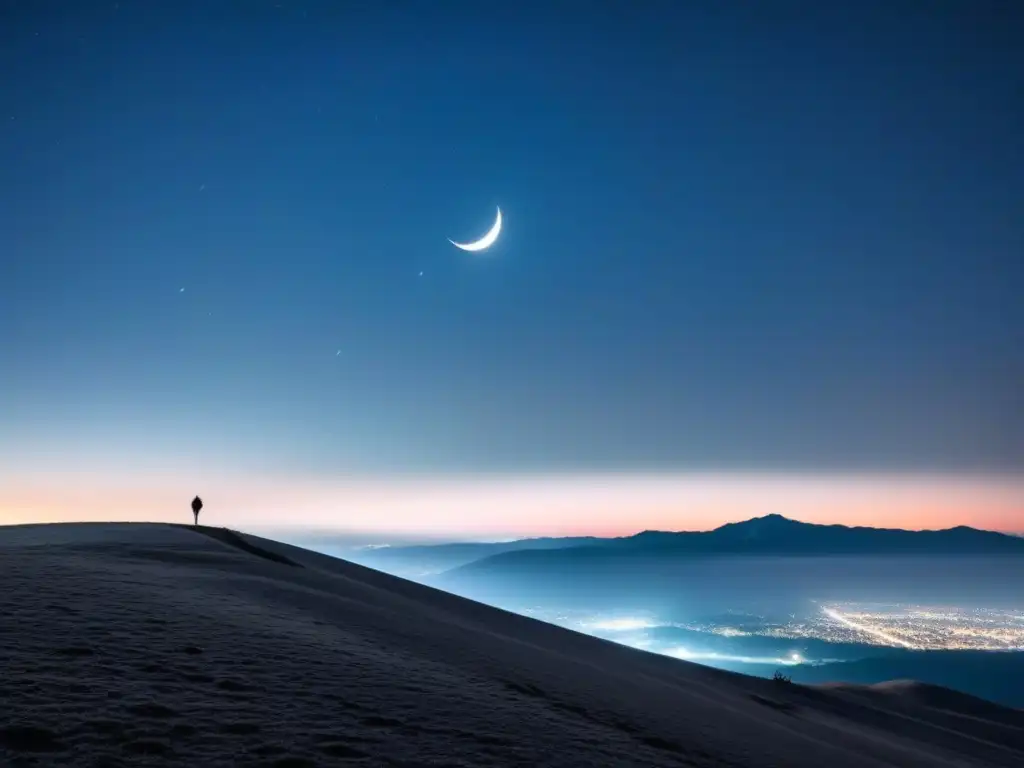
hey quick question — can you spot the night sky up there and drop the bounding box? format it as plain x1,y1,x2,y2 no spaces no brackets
2,2,1021,534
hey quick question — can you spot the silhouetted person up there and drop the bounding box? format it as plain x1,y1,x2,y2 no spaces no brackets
191,495,203,526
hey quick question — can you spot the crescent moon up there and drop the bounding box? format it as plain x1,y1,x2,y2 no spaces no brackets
449,207,502,252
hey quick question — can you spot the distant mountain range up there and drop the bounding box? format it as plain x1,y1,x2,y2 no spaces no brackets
342,536,603,577
344,514,1024,579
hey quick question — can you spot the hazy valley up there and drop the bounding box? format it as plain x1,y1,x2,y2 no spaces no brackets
303,515,1024,708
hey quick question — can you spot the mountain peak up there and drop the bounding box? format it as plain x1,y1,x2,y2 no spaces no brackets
716,513,805,530
752,513,798,523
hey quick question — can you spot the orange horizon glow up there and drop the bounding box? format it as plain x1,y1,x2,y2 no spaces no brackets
1,470,1022,539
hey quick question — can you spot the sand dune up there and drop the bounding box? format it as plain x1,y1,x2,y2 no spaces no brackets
1,523,1021,767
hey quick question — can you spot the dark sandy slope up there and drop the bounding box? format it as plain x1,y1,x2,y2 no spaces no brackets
1,522,1021,767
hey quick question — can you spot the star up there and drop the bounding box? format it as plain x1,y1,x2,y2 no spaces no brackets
418,271,424,277
179,287,185,293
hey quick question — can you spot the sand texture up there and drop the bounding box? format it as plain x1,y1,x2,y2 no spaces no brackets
1,522,1021,767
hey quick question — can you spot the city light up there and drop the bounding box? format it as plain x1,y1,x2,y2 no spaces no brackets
522,602,1024,661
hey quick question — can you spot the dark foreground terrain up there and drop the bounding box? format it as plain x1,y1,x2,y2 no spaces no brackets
1,522,1021,767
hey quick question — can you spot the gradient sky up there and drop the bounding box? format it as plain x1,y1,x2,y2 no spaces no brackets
2,2,1022,536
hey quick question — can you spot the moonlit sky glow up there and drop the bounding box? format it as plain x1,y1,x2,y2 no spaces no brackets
2,3,1021,538
2,471,1021,538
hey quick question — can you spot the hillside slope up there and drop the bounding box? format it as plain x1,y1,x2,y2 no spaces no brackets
1,522,1021,767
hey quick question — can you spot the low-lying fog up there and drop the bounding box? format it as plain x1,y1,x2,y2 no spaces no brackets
292,542,1024,706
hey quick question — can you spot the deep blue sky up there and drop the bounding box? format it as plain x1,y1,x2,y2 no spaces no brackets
2,1,1022,477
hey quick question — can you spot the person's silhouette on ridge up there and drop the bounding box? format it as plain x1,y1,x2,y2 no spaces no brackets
191,496,203,526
